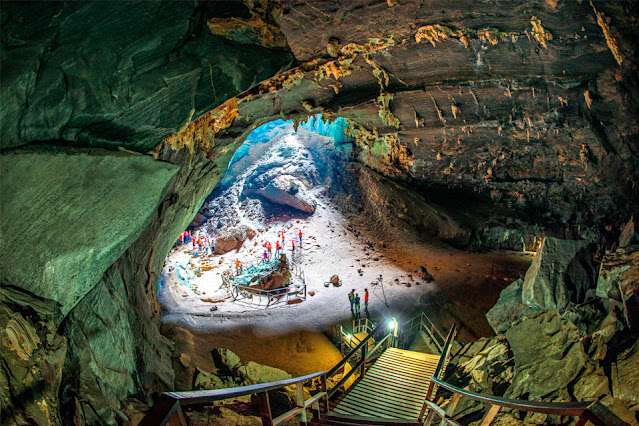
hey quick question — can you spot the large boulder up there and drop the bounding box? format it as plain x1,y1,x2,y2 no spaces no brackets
486,237,598,334
211,348,241,374
505,310,587,400
453,336,514,396
194,368,227,391
521,237,597,312
0,150,179,317
213,225,256,254
238,361,292,384
250,175,317,213
486,279,538,334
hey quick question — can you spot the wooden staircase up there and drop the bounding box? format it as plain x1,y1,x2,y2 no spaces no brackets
332,348,439,420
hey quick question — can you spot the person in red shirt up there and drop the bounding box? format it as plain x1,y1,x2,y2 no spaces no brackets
267,241,272,259
298,230,302,245
275,241,280,257
235,259,242,275
291,239,295,254
364,288,369,311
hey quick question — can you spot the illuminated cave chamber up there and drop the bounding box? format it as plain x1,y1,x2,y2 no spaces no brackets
159,116,353,314
196,116,351,246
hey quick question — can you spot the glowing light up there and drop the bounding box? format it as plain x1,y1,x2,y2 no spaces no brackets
388,317,398,330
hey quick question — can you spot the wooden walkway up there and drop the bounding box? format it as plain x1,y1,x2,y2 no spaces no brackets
332,348,440,420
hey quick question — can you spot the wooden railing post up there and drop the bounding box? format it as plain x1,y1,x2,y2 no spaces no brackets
320,374,329,414
480,404,501,425
167,405,187,426
446,393,462,418
256,392,273,426
296,382,307,423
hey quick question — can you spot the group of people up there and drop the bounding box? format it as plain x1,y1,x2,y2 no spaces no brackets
233,229,306,275
262,229,303,261
179,230,215,257
348,288,369,318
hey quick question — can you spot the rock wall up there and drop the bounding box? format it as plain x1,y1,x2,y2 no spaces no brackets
451,243,639,424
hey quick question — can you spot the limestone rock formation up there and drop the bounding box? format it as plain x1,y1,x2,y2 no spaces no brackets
194,368,226,391
239,361,292,385
611,338,639,403
521,237,598,311
0,149,179,317
251,175,317,213
241,137,321,214
596,246,639,330
213,225,257,254
485,279,537,335
505,310,587,400
211,348,242,374
0,292,66,425
487,237,598,333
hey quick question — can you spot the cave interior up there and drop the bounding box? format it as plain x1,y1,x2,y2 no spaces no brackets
1,1,638,425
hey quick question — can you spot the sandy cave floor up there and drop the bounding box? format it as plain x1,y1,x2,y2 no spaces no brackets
160,188,532,377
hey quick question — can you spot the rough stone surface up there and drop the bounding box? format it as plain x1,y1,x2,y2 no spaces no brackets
213,225,257,255
194,368,226,391
0,1,293,152
597,246,639,330
611,338,639,403
0,294,66,426
487,237,598,333
0,149,179,317
619,217,637,247
211,348,242,374
238,361,292,384
505,310,587,399
522,237,597,312
486,279,538,334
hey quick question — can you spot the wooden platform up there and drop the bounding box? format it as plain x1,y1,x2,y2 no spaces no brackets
332,348,440,420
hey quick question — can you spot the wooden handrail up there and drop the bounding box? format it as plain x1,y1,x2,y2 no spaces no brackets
140,371,326,426
327,322,382,377
164,371,326,405
430,378,628,426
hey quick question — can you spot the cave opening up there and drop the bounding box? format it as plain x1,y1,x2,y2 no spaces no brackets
157,115,534,384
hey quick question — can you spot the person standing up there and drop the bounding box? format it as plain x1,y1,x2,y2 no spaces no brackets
291,239,295,254
298,230,303,245
267,241,272,259
235,259,242,275
281,230,285,244
364,288,369,312
263,251,268,263
354,293,361,319
348,289,355,315
275,240,280,257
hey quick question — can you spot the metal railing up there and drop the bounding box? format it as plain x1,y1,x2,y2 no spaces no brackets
139,322,393,426
221,255,306,307
401,311,446,352
139,371,326,426
353,317,375,334
422,379,628,426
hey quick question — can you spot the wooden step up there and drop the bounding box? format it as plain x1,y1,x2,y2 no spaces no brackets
333,348,440,420
311,414,421,425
